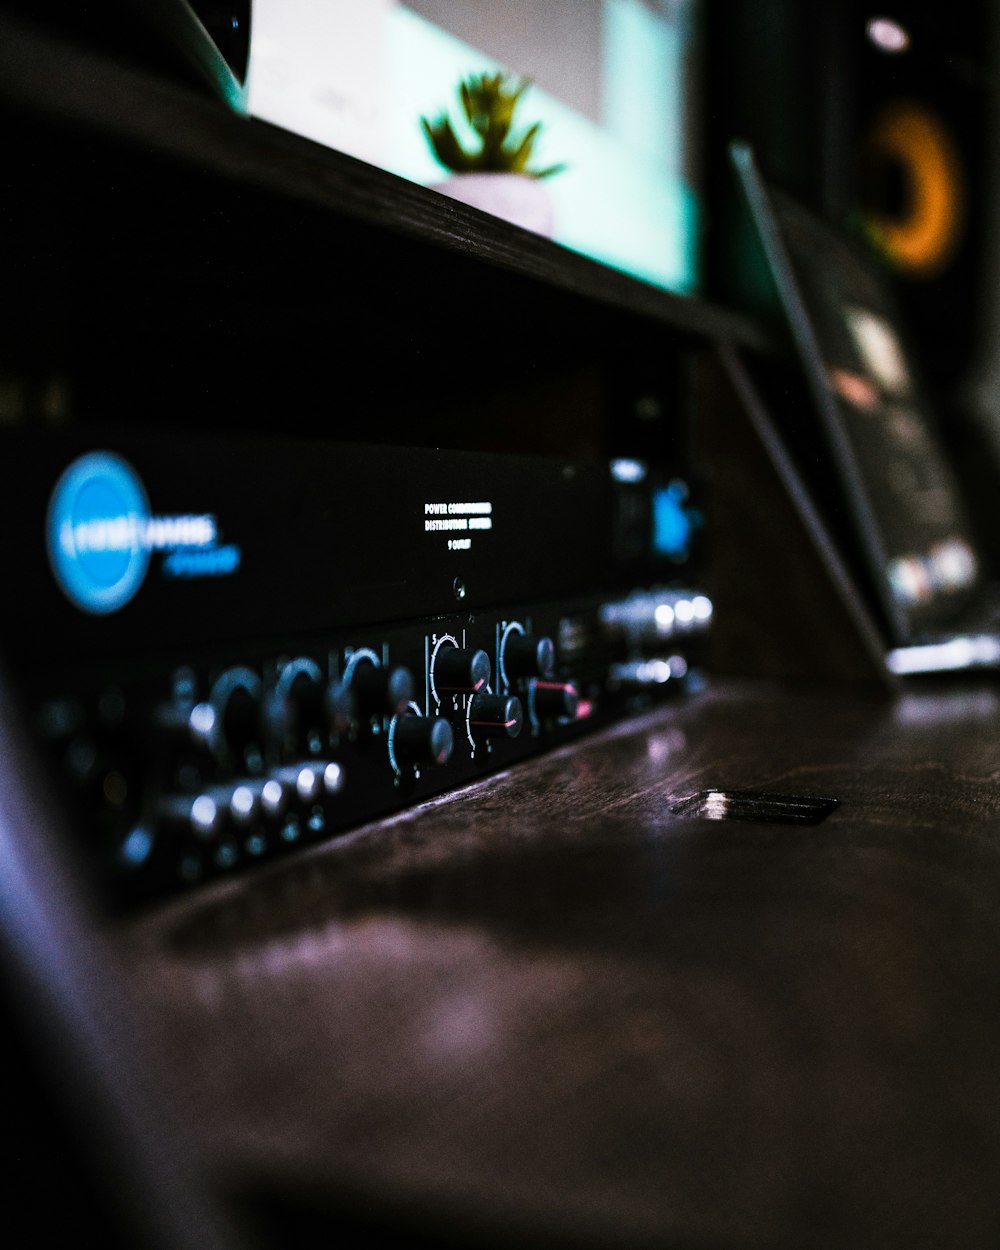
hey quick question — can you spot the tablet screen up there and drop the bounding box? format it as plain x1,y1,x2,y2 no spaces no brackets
732,144,980,642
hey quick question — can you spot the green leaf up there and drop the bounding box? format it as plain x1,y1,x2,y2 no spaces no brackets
420,70,565,178
506,121,541,172
533,163,567,180
421,116,478,173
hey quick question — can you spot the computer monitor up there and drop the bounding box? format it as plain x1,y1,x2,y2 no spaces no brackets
246,0,702,295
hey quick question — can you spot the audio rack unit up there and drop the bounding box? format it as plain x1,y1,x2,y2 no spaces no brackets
1,433,710,904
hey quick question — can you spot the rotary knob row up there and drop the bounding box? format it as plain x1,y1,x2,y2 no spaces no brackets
160,761,346,840
608,655,688,689
462,681,578,742
599,589,713,642
160,655,415,766
159,631,576,773
434,633,557,700
149,761,347,882
389,692,525,772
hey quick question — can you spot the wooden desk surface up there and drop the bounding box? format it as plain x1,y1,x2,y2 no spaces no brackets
121,679,1000,1248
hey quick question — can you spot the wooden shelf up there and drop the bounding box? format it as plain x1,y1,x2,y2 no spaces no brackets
0,9,771,354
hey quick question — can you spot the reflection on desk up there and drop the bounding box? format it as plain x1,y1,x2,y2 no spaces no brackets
119,679,1000,1249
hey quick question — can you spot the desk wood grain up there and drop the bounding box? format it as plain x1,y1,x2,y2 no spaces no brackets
120,680,1000,1248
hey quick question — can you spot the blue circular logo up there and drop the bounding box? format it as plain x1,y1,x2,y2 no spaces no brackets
47,452,151,614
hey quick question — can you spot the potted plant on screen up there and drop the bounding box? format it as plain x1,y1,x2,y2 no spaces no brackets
421,72,564,236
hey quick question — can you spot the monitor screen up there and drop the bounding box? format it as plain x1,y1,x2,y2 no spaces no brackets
247,0,701,294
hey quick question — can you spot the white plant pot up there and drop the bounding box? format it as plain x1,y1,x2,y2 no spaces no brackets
432,173,555,238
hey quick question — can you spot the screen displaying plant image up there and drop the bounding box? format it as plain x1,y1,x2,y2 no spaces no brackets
247,0,701,294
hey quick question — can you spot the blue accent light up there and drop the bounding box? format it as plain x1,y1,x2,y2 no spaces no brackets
162,544,241,580
47,452,151,615
653,482,693,558
48,452,236,610
214,842,238,870
120,826,153,868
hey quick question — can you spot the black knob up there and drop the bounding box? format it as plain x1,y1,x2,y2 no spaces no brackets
208,667,262,763
435,646,491,694
325,678,354,734
393,715,454,767
531,679,579,720
503,633,555,679
468,693,523,741
265,657,325,751
350,660,414,718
